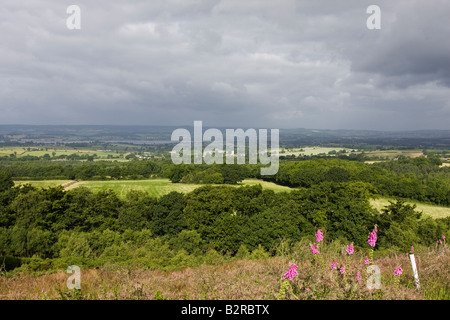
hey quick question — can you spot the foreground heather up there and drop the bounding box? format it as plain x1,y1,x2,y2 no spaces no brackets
0,248,448,300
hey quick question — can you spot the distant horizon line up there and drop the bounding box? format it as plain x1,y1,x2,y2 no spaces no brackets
0,123,449,133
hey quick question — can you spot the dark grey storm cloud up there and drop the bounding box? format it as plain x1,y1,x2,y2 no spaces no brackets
0,0,449,130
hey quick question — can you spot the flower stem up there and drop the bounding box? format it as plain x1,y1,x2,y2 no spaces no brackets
278,279,298,300
369,248,374,266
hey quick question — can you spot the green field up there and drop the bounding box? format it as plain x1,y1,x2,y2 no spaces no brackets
363,149,424,159
75,179,201,198
370,197,450,219
13,180,74,189
239,179,293,192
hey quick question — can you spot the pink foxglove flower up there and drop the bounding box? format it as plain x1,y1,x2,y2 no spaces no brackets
411,246,414,252
346,243,354,255
310,243,320,255
368,227,377,247
316,229,324,243
357,272,361,285
331,261,337,270
394,267,403,276
364,258,370,264
340,267,346,275
283,262,298,280
443,235,446,240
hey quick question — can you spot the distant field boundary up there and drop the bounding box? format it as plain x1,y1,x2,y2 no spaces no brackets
61,180,80,190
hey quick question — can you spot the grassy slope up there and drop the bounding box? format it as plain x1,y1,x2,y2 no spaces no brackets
370,197,450,219
13,180,74,189
75,179,201,198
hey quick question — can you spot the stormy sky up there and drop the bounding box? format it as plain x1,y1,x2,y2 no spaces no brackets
1,0,449,130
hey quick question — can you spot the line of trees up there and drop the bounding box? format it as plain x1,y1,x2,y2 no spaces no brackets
262,158,450,206
0,160,163,180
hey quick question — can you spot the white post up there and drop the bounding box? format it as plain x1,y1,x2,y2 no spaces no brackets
409,254,420,290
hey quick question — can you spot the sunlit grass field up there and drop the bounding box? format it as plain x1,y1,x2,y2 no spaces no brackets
74,179,201,198
363,149,424,159
13,180,73,189
370,197,450,219
239,179,293,192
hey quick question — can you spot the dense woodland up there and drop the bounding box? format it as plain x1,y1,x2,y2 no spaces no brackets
1,154,449,273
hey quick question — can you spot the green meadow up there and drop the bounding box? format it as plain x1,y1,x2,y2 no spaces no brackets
370,196,450,219
13,180,74,189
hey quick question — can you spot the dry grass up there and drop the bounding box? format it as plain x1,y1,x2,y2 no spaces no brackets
360,150,424,159
0,259,283,300
1,248,448,300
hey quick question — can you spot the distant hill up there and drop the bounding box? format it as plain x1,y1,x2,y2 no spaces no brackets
0,124,449,147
